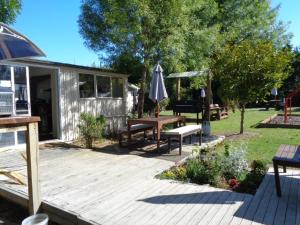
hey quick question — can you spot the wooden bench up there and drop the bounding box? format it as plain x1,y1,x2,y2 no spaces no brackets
118,124,155,147
161,125,202,155
272,144,300,197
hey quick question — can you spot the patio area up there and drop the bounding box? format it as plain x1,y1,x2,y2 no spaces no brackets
0,143,299,225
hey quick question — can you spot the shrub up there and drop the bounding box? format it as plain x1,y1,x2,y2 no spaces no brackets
219,144,249,180
78,113,106,148
186,149,221,185
235,160,267,194
159,165,187,181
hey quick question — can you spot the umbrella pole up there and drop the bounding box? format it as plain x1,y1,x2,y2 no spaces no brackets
155,101,160,118
176,78,181,101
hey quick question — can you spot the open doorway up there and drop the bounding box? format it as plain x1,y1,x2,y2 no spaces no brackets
29,67,59,141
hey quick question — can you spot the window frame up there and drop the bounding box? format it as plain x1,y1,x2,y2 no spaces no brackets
78,73,96,99
79,73,124,100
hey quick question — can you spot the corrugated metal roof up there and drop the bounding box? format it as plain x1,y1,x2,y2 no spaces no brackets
167,69,210,78
8,58,129,76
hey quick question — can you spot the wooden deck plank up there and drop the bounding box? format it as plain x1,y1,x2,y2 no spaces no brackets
273,171,293,225
1,147,300,225
218,193,247,225
196,190,233,225
109,182,196,225
262,171,287,225
295,170,300,225
250,172,276,225
239,173,272,225
135,184,209,225
83,179,174,224
284,170,299,225
207,191,245,225
183,189,225,225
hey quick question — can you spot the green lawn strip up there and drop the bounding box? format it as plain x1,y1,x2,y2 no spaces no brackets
161,108,300,164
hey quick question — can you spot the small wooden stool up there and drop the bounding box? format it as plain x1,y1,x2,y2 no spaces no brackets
272,144,300,197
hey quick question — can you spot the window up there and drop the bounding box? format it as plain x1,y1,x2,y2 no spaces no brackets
14,66,29,114
79,74,95,98
112,78,123,98
79,73,124,99
96,76,111,97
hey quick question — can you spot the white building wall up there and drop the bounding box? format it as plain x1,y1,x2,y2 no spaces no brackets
59,67,128,141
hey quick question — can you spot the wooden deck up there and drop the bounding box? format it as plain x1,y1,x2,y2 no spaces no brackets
0,145,300,225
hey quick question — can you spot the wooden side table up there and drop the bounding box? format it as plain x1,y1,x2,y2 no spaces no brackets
272,144,300,197
0,116,41,214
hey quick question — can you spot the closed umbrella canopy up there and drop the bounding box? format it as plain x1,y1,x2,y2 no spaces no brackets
0,23,45,60
149,64,168,103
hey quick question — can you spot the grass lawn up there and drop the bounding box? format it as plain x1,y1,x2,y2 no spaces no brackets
161,108,300,164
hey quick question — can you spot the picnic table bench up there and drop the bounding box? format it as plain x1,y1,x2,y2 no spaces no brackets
161,124,202,155
119,124,155,147
273,144,300,197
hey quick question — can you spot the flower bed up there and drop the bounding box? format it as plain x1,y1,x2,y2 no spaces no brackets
158,144,267,195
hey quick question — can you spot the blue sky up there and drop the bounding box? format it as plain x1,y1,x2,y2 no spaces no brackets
13,0,300,67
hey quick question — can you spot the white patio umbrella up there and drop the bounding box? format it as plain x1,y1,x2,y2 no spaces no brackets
149,63,168,117
271,88,278,96
0,22,45,60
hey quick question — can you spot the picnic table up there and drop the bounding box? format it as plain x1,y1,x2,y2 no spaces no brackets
273,144,300,197
127,116,185,151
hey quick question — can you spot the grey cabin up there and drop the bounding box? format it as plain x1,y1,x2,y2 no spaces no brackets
0,59,129,148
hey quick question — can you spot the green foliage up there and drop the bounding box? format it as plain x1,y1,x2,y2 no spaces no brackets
212,40,292,133
213,40,292,105
159,165,187,181
214,0,291,47
78,113,106,149
0,0,22,24
186,148,221,185
219,144,249,180
235,160,267,194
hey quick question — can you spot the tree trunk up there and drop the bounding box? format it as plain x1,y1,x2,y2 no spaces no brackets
240,104,245,134
137,65,147,118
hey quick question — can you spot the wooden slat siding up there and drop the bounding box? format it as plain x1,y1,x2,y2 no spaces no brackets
131,183,207,225
198,191,236,224
285,170,298,225
218,193,248,225
239,174,272,225
273,171,293,225
250,172,276,225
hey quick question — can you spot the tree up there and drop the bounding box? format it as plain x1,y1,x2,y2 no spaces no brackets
78,0,193,117
0,0,22,24
214,0,291,47
212,40,292,134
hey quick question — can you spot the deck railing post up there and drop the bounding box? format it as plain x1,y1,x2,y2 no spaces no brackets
26,121,41,214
